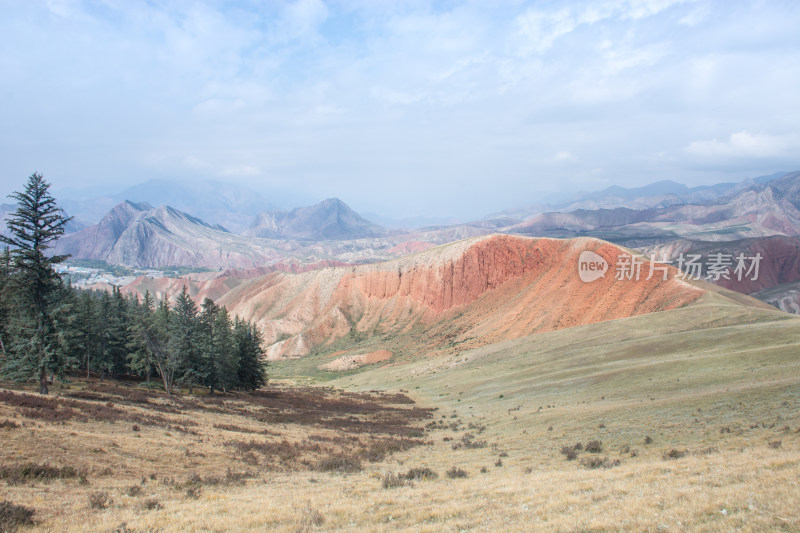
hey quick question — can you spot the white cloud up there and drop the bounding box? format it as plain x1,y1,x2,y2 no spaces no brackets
687,131,800,159
555,151,574,161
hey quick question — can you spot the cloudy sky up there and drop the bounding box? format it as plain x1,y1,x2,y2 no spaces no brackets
1,0,798,219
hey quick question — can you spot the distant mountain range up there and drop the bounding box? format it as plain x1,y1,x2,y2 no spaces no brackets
51,171,800,270
508,171,800,246
59,179,277,233
53,198,455,269
43,169,800,315
245,198,388,240
490,171,788,222
54,201,285,269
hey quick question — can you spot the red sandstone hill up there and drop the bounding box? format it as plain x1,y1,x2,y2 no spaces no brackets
218,234,716,361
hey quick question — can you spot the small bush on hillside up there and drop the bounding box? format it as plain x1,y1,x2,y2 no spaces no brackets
446,467,468,479
0,500,35,531
313,454,362,474
585,440,603,453
299,502,325,528
402,467,437,481
88,491,112,510
381,473,407,489
580,456,620,469
663,449,687,460
0,463,82,484
138,498,162,511
560,445,578,461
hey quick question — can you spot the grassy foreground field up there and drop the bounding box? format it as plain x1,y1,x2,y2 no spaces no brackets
2,294,800,531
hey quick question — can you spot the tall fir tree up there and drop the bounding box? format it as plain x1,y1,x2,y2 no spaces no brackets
126,291,155,383
213,307,238,393
149,297,179,394
198,298,219,394
0,173,72,394
75,289,99,378
169,287,200,393
0,247,11,357
235,318,267,391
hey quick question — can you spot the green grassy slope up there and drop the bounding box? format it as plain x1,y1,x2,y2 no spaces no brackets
328,294,800,456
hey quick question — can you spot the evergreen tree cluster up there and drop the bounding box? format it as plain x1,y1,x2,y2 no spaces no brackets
0,173,267,394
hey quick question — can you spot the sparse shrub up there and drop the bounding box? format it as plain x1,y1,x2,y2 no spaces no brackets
573,442,583,451
0,500,35,531
644,436,653,445
480,466,488,473
139,498,162,511
299,502,325,528
768,440,782,449
0,420,20,430
88,491,112,510
185,486,201,499
313,454,362,474
630,449,639,458
494,459,503,467
620,444,630,454
381,473,407,489
560,445,578,461
0,463,81,484
241,452,259,465
498,451,508,457
458,433,487,449
585,440,603,453
523,466,533,474
720,427,731,434
446,467,468,479
580,456,620,469
663,449,687,460
402,467,437,481
126,485,142,497
694,446,717,456
598,423,605,429
131,424,140,432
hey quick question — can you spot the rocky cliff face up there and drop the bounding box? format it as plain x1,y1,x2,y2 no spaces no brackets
219,235,707,360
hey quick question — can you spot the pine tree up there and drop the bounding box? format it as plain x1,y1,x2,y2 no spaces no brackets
127,291,155,383
50,279,82,378
198,298,219,394
0,247,11,357
235,319,267,391
213,307,238,393
107,286,129,375
0,173,72,394
149,297,179,394
75,289,99,378
170,286,200,393
95,290,114,378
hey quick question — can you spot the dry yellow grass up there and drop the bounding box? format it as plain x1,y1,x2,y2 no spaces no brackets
2,299,800,531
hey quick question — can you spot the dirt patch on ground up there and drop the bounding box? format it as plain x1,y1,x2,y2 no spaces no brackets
320,350,393,371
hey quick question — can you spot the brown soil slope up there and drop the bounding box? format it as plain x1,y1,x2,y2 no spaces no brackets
219,235,709,360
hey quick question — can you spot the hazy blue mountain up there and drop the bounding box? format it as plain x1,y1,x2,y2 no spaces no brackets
246,198,388,241
58,179,276,233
